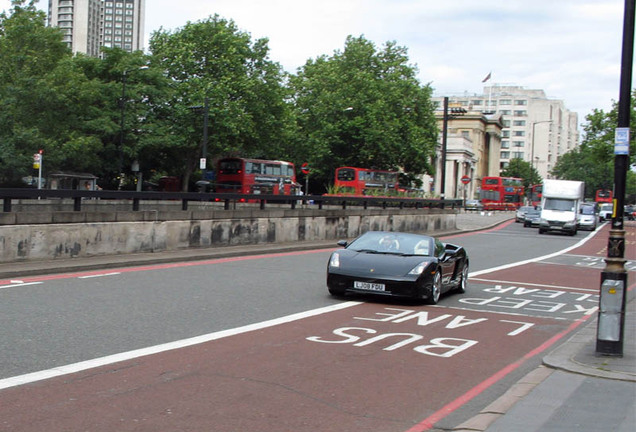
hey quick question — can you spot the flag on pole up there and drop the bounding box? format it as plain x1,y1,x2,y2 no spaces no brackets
482,72,492,83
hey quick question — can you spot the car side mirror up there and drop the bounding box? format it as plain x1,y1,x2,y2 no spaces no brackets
337,240,348,247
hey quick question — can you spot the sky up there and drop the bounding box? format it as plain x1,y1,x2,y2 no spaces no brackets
0,0,630,123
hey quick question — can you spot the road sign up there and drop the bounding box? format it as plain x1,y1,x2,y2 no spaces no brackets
301,162,310,175
461,175,471,184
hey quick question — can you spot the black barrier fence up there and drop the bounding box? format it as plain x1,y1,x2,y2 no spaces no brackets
0,188,462,213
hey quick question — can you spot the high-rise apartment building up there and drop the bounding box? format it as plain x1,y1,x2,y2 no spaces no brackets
433,86,579,181
48,0,145,57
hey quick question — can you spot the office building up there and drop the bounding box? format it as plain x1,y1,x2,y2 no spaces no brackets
48,0,145,57
433,86,579,182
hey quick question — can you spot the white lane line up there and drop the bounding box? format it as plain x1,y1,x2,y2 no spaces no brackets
0,301,362,391
77,272,121,279
0,227,607,390
0,282,43,290
469,227,604,278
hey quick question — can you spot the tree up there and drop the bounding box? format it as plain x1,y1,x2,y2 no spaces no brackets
0,1,136,189
500,157,542,194
288,36,438,192
552,92,636,201
0,0,72,185
148,15,293,190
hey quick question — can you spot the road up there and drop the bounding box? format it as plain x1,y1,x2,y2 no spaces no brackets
1,220,633,431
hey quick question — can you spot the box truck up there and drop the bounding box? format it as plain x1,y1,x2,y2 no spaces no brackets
539,179,585,235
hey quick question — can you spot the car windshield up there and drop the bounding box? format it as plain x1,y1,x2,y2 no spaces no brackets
544,198,575,211
580,206,596,215
347,232,433,256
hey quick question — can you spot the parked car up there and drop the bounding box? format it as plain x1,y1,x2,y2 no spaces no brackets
523,206,542,228
516,206,534,222
599,203,614,221
326,231,469,304
465,199,484,211
625,205,635,221
577,203,599,231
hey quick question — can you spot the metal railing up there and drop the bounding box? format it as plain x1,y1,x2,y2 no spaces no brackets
0,188,462,213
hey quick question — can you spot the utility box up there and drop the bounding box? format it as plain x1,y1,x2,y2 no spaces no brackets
597,279,624,342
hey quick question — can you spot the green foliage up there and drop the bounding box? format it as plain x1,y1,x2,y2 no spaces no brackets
289,36,438,191
0,0,72,184
148,15,293,189
0,2,631,200
500,158,542,193
551,92,636,201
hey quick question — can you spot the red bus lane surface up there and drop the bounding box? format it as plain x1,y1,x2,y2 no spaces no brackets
1,224,634,431
0,304,581,432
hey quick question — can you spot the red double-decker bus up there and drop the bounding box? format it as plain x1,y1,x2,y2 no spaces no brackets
529,184,543,207
216,157,299,195
595,189,613,203
480,176,525,210
333,166,399,196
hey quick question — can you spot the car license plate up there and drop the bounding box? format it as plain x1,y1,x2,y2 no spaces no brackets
354,281,385,291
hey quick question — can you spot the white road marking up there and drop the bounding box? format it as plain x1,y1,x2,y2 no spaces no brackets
469,228,604,278
77,272,121,279
0,301,362,391
0,282,43,290
0,226,607,391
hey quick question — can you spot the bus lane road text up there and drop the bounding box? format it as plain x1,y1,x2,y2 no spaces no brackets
457,283,599,318
306,305,560,359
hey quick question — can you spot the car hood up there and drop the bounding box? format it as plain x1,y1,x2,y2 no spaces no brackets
338,250,435,277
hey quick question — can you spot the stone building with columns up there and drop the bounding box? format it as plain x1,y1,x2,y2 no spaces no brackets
420,110,503,200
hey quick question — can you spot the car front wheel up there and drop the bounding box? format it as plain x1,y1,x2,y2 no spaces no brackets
427,271,442,305
456,263,468,294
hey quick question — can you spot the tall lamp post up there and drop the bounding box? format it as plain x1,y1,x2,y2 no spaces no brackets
118,66,148,189
530,120,552,178
596,0,633,356
189,97,210,187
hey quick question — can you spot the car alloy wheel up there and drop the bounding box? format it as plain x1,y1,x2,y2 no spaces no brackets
427,271,442,305
457,263,468,294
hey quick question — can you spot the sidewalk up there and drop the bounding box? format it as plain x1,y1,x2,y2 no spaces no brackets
455,283,636,432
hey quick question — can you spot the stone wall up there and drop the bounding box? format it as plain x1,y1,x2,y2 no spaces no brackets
0,208,456,263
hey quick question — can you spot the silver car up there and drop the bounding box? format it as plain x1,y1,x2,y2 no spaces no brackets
516,206,534,222
465,199,484,211
578,204,599,230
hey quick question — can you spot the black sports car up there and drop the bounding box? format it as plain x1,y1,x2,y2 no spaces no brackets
326,231,469,304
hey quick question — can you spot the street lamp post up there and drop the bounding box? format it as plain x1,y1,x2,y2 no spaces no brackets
189,97,210,187
118,66,148,190
530,120,552,178
118,71,129,189
596,0,633,356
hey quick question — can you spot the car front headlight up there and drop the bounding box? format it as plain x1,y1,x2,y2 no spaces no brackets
408,261,430,275
329,252,340,268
